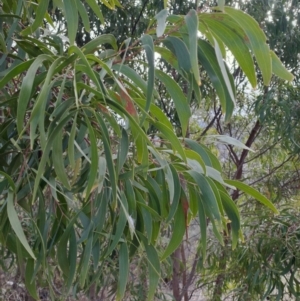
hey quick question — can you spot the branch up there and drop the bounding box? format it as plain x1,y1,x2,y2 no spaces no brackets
131,0,150,36
244,140,280,164
234,120,261,181
249,155,294,186
198,106,222,139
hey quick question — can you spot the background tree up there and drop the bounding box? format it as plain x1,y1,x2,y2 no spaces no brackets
0,0,293,300
180,1,300,300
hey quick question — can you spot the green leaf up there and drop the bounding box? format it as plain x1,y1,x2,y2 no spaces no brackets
76,0,91,32
63,0,78,45
25,259,39,300
155,9,168,37
95,112,117,204
201,15,256,87
68,228,78,290
188,171,221,221
185,149,206,174
106,197,127,256
53,130,70,189
69,46,103,92
185,9,201,85
0,171,16,192
21,0,50,36
167,165,181,222
7,191,36,259
85,0,105,24
213,37,235,120
79,234,93,287
164,36,192,73
30,57,65,148
270,50,294,82
33,113,75,200
0,59,35,89
220,191,240,249
156,70,191,137
68,115,78,169
141,35,155,124
224,7,272,86
148,147,175,208
83,114,98,200
117,242,129,301
198,39,234,120
206,135,254,152
82,34,117,53
226,180,279,214
154,121,186,162
17,55,52,135
117,128,129,175
197,193,207,259
57,221,78,290
140,235,161,301
161,203,185,261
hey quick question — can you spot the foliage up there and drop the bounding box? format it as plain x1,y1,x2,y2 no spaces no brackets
0,0,292,300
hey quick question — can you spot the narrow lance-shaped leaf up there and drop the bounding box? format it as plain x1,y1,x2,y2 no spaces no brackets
116,242,129,301
0,59,35,89
219,191,240,249
197,192,207,259
25,259,39,300
156,70,191,137
17,55,52,135
53,130,71,189
185,9,201,85
226,180,279,214
117,128,129,175
224,7,272,86
112,64,159,98
213,37,235,120
188,171,221,222
21,0,50,35
201,15,257,87
161,202,185,261
85,0,105,24
63,0,78,45
82,34,117,53
148,147,175,207
270,50,294,82
83,114,99,201
154,121,186,162
106,194,128,256
79,234,93,287
164,36,192,73
155,9,168,37
67,228,77,290
140,235,161,301
76,0,91,32
68,114,78,169
167,165,181,222
30,57,65,149
206,135,254,152
32,114,75,200
141,34,155,124
0,171,16,192
7,191,36,259
95,112,117,204
198,39,234,120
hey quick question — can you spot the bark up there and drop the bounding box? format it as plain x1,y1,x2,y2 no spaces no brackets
212,119,261,300
172,247,181,301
